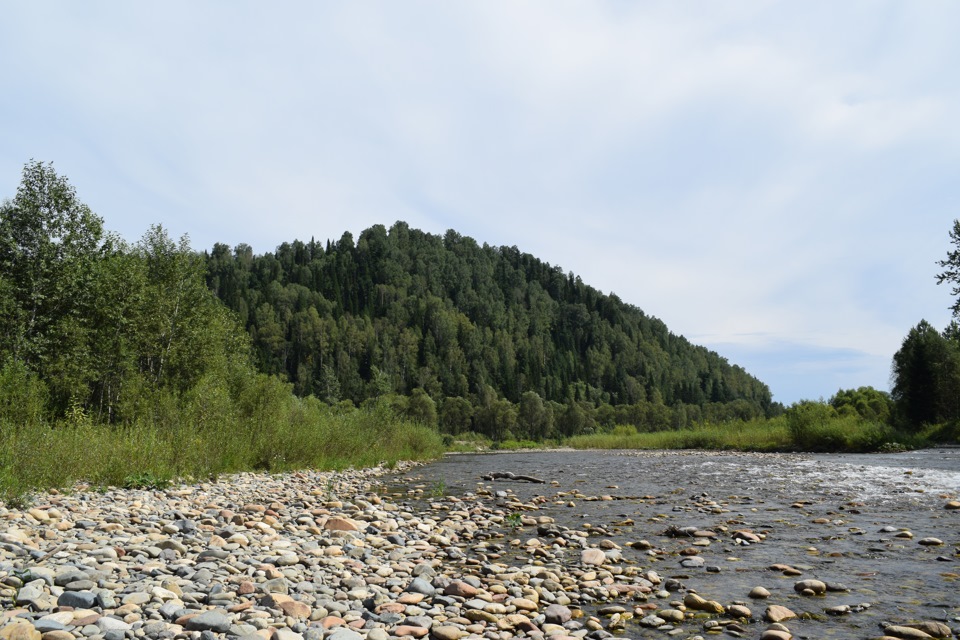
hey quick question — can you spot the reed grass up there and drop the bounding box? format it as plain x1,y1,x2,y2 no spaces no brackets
565,417,922,453
0,372,443,505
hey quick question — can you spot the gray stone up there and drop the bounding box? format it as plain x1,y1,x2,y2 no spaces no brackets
16,579,47,606
544,604,572,624
327,630,363,640
184,611,232,633
95,618,131,633
406,577,436,597
32,620,68,633
58,591,98,609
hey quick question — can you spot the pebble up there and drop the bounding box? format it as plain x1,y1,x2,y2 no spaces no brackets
749,586,771,599
764,605,797,623
793,579,826,595
0,456,955,640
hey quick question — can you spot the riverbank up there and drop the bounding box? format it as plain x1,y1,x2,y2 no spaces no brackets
2,453,958,640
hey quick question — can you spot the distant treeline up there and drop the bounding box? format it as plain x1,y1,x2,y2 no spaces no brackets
204,221,776,438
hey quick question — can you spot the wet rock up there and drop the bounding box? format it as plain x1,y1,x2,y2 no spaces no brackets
883,626,935,639
683,593,724,614
793,579,826,595
639,614,665,627
57,591,97,609
764,605,797,623
727,604,751,619
749,587,771,599
825,605,850,616
904,622,952,638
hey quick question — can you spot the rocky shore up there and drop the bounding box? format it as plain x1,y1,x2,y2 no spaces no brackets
1,461,956,640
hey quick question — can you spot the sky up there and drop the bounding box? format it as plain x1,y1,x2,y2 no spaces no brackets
2,2,958,405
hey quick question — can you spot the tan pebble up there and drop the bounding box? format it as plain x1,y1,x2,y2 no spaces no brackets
443,581,477,598
278,601,311,619
918,538,944,546
0,622,41,640
323,516,359,532
904,621,952,638
727,605,751,618
320,616,346,629
793,580,826,595
398,593,424,605
749,586,771,599
430,626,466,640
511,598,537,612
764,605,797,623
883,625,935,639
580,549,606,566
41,632,75,640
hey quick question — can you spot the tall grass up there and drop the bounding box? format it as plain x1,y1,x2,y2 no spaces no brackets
566,420,791,451
566,416,924,453
0,371,443,505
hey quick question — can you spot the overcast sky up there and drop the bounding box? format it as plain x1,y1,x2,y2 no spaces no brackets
3,2,958,404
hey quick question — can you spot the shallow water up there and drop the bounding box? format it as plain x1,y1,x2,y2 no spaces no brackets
387,449,960,639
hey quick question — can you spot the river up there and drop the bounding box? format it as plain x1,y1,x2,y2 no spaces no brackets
385,448,960,638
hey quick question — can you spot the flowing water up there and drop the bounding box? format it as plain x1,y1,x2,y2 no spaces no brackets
386,448,960,638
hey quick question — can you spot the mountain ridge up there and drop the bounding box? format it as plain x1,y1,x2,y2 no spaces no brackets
205,221,774,434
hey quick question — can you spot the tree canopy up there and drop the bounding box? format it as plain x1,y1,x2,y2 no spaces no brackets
0,161,250,420
204,221,774,433
936,219,960,320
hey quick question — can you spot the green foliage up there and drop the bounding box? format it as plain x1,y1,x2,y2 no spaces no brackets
405,388,438,428
829,386,892,423
0,160,106,408
439,396,473,434
568,411,919,453
0,162,445,505
936,218,960,320
786,400,916,452
0,376,443,504
204,222,773,430
567,418,790,451
785,400,838,445
890,320,960,428
0,360,48,429
122,472,172,490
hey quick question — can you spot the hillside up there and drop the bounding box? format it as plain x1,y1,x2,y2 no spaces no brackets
205,222,773,435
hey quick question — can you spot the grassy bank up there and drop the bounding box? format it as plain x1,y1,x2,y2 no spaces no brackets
563,415,933,453
0,372,443,505
566,420,790,451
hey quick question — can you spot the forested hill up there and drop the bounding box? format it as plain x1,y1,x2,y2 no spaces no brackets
205,222,773,428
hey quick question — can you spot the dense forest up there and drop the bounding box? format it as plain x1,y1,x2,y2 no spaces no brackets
204,222,775,437
1,159,956,469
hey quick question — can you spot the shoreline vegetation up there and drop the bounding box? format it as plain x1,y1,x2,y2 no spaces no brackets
3,404,956,505
0,160,958,505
